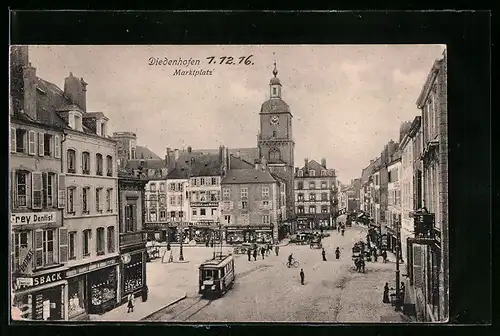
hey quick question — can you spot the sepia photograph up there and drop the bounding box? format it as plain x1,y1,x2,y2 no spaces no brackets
9,44,448,324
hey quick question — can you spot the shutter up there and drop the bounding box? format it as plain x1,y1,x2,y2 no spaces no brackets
31,172,43,209
10,127,16,153
57,174,66,209
34,230,44,268
59,228,68,263
38,132,44,156
54,135,61,159
131,205,137,231
412,244,424,288
28,130,36,155
11,171,17,208
42,172,48,208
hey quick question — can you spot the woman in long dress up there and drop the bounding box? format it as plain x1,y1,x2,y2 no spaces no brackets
383,283,390,303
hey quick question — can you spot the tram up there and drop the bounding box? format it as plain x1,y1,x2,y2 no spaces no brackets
198,254,235,298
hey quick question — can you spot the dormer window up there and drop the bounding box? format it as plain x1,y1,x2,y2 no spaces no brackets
74,114,82,131
321,170,327,176
100,122,106,137
309,170,315,177
298,170,303,177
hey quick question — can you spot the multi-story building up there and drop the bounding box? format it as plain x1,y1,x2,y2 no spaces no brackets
117,171,148,305
143,178,169,241
10,46,68,321
400,116,422,269
59,74,120,319
407,51,448,322
257,64,295,220
221,159,285,244
166,177,191,242
386,151,402,256
294,158,337,231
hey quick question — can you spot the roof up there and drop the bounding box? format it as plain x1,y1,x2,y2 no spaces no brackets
297,159,334,176
229,155,255,169
33,77,72,129
192,147,259,165
136,145,161,160
222,168,278,184
260,98,291,114
360,157,382,185
126,159,166,170
416,58,444,107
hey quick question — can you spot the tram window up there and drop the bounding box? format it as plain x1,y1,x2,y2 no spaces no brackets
221,268,225,277
203,270,216,280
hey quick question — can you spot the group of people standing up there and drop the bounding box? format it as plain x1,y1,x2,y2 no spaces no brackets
247,243,279,261
321,247,341,261
383,281,406,307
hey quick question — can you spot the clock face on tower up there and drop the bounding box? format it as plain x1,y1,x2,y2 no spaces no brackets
270,115,279,126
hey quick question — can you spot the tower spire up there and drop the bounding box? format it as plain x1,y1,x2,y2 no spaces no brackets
273,61,278,78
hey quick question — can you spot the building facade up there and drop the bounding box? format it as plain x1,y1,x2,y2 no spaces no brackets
10,46,68,321
294,159,337,230
221,161,283,244
386,152,402,256
143,178,169,241
257,64,295,220
407,51,448,322
117,173,148,305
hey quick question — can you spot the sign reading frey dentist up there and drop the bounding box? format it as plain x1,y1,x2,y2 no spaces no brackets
11,212,56,226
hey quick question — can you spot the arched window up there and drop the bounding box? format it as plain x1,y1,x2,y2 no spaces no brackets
106,155,113,176
268,148,281,162
82,152,90,174
67,149,76,173
96,153,103,176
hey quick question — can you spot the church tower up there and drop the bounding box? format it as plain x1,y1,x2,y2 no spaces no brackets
257,63,295,219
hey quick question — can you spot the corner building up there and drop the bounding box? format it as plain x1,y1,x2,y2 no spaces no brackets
257,64,295,221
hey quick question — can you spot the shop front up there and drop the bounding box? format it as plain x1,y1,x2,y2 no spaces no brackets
296,217,310,231
12,269,67,321
120,250,146,301
66,257,119,318
225,227,244,244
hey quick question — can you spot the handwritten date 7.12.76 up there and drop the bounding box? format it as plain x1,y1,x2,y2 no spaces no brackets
206,55,254,65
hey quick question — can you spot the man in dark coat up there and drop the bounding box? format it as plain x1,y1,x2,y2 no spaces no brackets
261,246,265,259
275,245,280,256
247,248,251,261
253,248,257,261
299,269,305,285
322,248,327,261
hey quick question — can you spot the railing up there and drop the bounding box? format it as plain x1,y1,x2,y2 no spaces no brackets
119,231,147,247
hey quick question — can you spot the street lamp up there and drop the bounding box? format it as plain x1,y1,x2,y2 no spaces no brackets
395,217,401,311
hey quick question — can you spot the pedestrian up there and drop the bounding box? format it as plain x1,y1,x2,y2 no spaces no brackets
253,248,257,261
127,293,135,313
322,248,327,261
383,283,390,303
335,247,341,260
373,248,378,262
275,245,280,256
400,282,406,306
247,248,251,261
337,224,341,233
266,244,271,256
299,269,305,285
341,228,345,236
261,246,265,259
382,250,388,263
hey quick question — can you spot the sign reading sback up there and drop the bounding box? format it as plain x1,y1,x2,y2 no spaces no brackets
11,212,56,225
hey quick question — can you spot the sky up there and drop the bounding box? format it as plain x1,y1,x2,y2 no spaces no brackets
28,44,445,182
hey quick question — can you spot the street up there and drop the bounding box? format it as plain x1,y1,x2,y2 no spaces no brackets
144,224,400,322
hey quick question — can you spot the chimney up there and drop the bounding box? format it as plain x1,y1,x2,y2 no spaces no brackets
321,158,327,168
10,46,30,115
22,62,37,120
187,146,192,153
370,159,374,164
64,72,86,112
304,158,308,171
174,149,179,161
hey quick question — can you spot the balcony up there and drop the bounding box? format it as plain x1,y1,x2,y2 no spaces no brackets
119,231,147,248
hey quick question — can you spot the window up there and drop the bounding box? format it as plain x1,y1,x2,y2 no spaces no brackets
272,130,277,137
14,171,28,207
200,209,206,216
269,148,281,161
95,188,102,212
178,195,183,204
309,181,316,189
12,232,29,272
179,211,184,218
241,187,248,199
106,155,113,176
211,208,217,216
82,187,90,214
262,200,270,207
69,232,77,260
96,154,103,175
96,228,105,255
41,172,56,208
83,230,91,257
150,183,156,192
82,152,90,174
125,203,137,232
309,193,316,201
224,215,231,224
177,183,183,191
159,195,166,207
200,178,206,185
262,215,270,225
242,201,248,209
211,177,217,185
28,130,36,155
43,134,53,156
170,183,176,191
149,209,157,222
106,188,112,211
297,181,304,190
74,114,82,131
67,149,76,173
309,170,315,177
298,170,303,177
14,129,27,153
34,229,56,268
321,206,328,213
321,181,327,189
298,194,304,201
170,196,176,206
159,183,165,192
192,178,198,186
309,206,316,214
192,209,197,216
321,192,328,201
67,187,76,214
223,188,231,200
160,210,166,220
262,187,269,199
273,87,277,95
107,226,115,253
321,170,327,176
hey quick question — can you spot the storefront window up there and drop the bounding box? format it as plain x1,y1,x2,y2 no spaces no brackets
124,254,143,294
68,278,86,318
89,268,117,314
